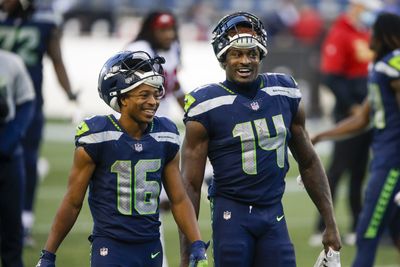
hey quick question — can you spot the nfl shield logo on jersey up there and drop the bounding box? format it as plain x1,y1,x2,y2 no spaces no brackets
223,211,231,220
250,101,260,111
133,143,143,152
100,247,108,256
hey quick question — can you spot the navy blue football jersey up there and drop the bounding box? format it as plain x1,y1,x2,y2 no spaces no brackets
0,11,58,106
184,73,301,205
368,49,400,168
75,115,180,242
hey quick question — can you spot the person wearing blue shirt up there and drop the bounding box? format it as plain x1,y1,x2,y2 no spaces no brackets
0,0,77,245
0,49,35,267
36,51,208,267
312,12,400,267
179,12,341,267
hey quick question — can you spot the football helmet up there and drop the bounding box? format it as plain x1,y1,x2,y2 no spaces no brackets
98,50,165,112
211,12,268,61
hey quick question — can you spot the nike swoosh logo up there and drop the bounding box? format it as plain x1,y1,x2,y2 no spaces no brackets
151,251,161,259
276,215,285,222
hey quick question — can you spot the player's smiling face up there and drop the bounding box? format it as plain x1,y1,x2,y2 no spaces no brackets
224,47,261,84
121,84,161,124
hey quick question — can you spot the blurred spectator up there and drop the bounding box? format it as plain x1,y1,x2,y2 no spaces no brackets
0,49,35,267
291,4,324,45
0,0,77,246
126,10,185,115
309,0,382,246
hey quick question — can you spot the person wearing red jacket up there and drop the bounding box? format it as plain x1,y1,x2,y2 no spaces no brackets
310,0,382,246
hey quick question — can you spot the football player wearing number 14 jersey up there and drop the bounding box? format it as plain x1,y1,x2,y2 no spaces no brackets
179,12,341,267
36,51,208,267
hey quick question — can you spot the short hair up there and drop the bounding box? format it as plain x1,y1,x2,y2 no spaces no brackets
134,10,179,51
372,12,400,61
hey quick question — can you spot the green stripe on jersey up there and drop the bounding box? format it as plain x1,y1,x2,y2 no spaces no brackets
364,168,400,238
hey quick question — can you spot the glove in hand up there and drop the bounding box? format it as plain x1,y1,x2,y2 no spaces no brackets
313,247,341,267
36,249,56,267
189,240,209,267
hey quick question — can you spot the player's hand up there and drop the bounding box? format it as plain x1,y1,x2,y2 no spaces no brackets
36,249,56,267
67,90,79,102
322,226,342,252
189,240,209,267
313,247,341,267
310,134,321,145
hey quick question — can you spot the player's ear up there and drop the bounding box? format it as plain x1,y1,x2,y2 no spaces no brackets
119,95,128,108
220,61,227,69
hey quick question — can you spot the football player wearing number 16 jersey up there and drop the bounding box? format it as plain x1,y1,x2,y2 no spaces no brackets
36,51,208,267
179,12,341,267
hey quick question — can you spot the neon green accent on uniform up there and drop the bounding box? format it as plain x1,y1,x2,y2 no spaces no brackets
75,121,89,136
364,169,399,238
184,94,196,112
217,83,235,94
195,260,209,267
149,120,154,132
260,76,264,88
388,55,400,71
107,115,121,131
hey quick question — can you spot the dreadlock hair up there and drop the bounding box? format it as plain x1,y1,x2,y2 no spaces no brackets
133,10,179,51
372,12,400,62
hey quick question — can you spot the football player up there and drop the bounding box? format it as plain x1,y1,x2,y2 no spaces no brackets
0,49,35,267
179,12,341,266
36,51,208,267
0,0,77,246
312,12,400,267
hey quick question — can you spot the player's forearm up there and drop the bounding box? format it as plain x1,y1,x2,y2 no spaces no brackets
53,63,73,96
315,114,368,143
301,155,336,226
178,199,200,267
171,197,202,243
44,198,82,253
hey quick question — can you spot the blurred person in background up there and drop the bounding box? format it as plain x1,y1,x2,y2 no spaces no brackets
0,0,77,246
309,0,382,246
36,50,208,267
0,49,35,267
311,12,400,267
179,11,341,266
126,10,185,115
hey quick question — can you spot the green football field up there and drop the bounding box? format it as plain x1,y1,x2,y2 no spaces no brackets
23,123,400,267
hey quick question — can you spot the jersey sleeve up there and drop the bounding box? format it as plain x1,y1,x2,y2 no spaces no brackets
74,116,107,163
183,85,214,131
387,53,400,81
267,73,302,116
154,117,180,164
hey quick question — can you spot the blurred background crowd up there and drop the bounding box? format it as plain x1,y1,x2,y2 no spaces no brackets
34,0,400,120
